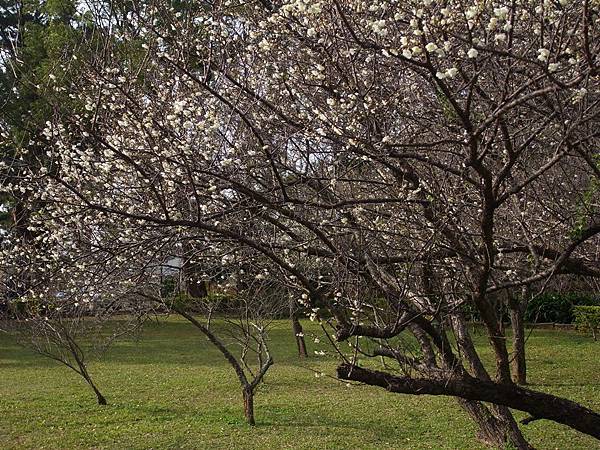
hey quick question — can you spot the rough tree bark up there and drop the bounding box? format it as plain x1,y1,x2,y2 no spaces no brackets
243,387,255,426
449,315,530,448
509,291,528,385
337,364,600,441
458,399,532,449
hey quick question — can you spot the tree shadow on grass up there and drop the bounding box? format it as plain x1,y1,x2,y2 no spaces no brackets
0,318,303,369
118,401,403,437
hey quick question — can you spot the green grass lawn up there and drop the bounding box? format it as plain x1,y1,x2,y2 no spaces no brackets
1,317,599,449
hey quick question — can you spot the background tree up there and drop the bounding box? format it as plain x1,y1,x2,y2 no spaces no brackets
0,291,135,406
159,267,283,426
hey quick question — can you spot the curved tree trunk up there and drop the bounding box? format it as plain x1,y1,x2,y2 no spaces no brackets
171,305,273,426
79,364,107,405
337,363,600,441
64,332,108,406
451,314,490,379
490,405,533,450
450,315,530,448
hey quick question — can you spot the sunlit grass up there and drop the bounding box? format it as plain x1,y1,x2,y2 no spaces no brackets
1,317,598,449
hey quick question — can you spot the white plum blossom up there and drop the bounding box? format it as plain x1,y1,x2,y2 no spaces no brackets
537,48,550,62
6,1,600,445
425,42,438,52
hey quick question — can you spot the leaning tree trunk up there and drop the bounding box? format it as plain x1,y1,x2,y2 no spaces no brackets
170,305,273,426
450,315,531,448
64,332,108,406
491,404,533,449
88,378,108,405
337,363,600,441
77,359,108,405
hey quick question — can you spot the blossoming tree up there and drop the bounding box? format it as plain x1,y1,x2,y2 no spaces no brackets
5,0,600,448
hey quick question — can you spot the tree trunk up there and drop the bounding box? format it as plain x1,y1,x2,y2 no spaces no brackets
458,399,533,449
407,323,436,367
92,384,108,405
243,387,255,426
337,363,600,441
206,308,213,331
172,307,268,426
291,315,307,358
82,372,107,405
451,314,490,379
509,302,527,385
491,405,533,449
476,299,513,383
64,333,107,406
182,259,208,298
290,299,307,358
451,315,531,448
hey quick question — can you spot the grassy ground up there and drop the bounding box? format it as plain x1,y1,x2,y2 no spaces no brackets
1,317,599,450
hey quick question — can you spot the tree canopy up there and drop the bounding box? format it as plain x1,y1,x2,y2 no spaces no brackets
2,1,599,448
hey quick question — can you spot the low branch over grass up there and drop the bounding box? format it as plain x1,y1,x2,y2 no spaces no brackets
337,363,600,440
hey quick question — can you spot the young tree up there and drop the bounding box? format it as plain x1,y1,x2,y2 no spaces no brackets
7,1,600,448
0,259,146,405
152,247,283,425
158,282,278,426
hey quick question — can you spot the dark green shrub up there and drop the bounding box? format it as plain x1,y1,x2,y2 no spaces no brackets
573,306,600,340
203,292,235,312
169,292,200,311
168,292,235,313
525,294,573,323
460,301,481,321
161,275,178,298
525,293,600,324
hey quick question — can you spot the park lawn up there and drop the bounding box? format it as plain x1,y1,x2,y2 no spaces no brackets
1,318,599,450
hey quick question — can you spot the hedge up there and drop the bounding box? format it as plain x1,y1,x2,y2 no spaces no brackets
524,293,600,324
